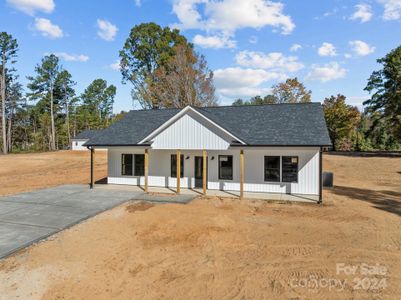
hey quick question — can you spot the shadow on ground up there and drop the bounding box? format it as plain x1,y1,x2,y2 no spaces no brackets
95,177,108,184
331,185,401,217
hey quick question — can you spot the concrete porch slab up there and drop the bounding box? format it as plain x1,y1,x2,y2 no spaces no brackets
104,184,319,203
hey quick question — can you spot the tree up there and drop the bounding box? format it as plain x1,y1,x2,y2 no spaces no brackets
0,32,18,154
5,80,24,152
55,70,76,145
80,79,116,128
272,78,311,103
232,95,277,106
119,22,189,109
147,45,217,108
364,45,401,140
323,94,360,151
27,54,61,151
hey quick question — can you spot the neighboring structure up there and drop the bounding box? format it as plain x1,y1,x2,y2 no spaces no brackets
71,130,101,150
85,104,331,201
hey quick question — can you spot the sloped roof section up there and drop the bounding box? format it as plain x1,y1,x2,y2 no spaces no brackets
197,103,331,146
73,129,101,140
85,103,331,147
85,109,179,146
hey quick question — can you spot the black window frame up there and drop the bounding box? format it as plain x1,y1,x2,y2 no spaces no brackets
281,156,299,183
134,154,145,176
171,154,184,178
121,154,133,176
264,156,281,182
218,155,233,180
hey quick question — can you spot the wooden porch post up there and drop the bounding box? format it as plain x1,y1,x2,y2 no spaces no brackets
203,150,207,195
240,149,244,199
176,150,181,194
144,148,149,193
90,147,94,189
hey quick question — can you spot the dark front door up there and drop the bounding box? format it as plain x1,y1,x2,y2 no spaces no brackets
194,156,207,188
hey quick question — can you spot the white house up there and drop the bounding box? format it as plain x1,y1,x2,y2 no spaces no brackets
71,130,101,150
85,104,331,202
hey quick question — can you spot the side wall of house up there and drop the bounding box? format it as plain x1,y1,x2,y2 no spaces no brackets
72,140,88,150
107,147,320,195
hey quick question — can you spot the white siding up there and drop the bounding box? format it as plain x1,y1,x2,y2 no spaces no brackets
151,111,231,150
71,139,88,150
107,147,320,196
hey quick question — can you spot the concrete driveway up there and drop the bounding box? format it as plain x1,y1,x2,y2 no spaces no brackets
0,185,195,259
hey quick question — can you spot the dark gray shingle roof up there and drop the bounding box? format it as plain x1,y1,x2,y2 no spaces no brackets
86,103,331,147
73,129,101,140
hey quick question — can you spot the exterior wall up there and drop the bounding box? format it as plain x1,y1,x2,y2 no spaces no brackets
151,110,233,150
71,140,107,151
71,139,89,151
107,147,320,195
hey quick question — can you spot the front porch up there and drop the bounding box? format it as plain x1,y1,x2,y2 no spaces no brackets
94,183,320,203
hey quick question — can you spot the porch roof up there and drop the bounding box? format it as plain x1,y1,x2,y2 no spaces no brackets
85,103,331,147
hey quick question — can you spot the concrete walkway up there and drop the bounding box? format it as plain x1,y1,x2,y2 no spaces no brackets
0,185,195,259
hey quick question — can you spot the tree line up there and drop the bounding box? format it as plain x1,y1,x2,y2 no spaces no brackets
0,34,117,153
0,23,400,153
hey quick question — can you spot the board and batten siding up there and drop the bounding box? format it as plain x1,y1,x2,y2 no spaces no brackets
71,140,89,150
107,147,320,196
150,110,232,150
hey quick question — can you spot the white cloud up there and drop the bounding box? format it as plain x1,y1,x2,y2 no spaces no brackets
193,34,236,49
34,18,63,39
235,51,304,73
349,40,375,56
378,0,401,20
97,19,118,41
306,62,347,82
214,67,285,97
172,0,295,35
290,43,302,52
350,4,373,22
54,52,89,62
7,0,54,15
318,42,337,57
135,0,141,7
109,60,121,70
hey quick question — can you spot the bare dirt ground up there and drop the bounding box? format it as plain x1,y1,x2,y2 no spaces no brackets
0,152,401,299
0,150,107,196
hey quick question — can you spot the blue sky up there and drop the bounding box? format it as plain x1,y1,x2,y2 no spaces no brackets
0,0,400,112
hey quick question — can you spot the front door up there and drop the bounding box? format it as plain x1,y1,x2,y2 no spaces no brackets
194,156,207,188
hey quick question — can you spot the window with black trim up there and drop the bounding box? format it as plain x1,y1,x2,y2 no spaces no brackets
134,154,145,176
219,155,233,180
121,154,133,176
264,156,280,182
282,156,298,183
171,154,184,177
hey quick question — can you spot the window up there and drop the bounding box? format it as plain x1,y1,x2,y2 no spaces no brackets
171,154,184,178
121,154,133,176
264,156,280,182
134,154,145,176
282,156,298,183
219,155,233,180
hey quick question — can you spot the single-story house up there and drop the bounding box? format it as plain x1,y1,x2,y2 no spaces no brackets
85,103,331,202
71,130,102,150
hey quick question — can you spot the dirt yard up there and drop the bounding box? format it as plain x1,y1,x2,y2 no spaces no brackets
0,150,107,196
0,151,400,299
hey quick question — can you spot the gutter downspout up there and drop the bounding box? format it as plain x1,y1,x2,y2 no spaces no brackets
87,146,94,189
